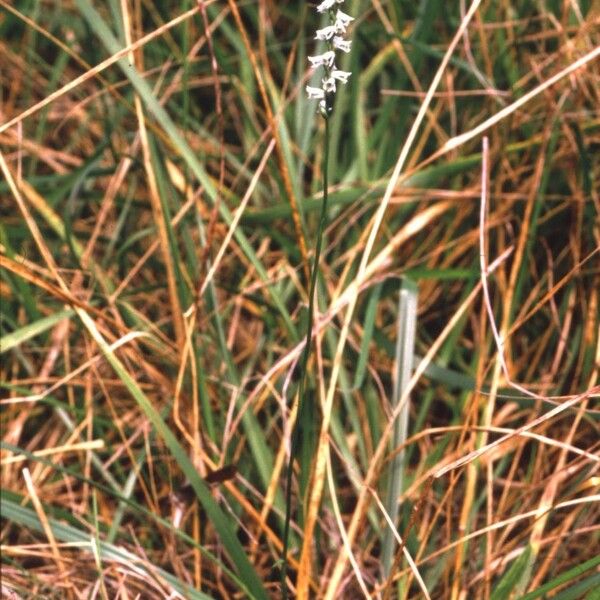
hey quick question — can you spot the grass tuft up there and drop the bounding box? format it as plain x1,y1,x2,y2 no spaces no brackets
1,1,598,598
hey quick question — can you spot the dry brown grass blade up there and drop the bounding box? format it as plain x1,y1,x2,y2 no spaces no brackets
225,0,310,286
0,253,142,350
325,445,371,599
121,0,185,348
1,333,144,406
372,482,432,600
0,0,141,137
109,189,196,304
436,45,600,157
21,468,73,598
383,495,600,583
508,247,600,339
0,152,70,290
386,425,600,466
2,440,104,465
199,139,276,297
435,386,600,480
433,127,600,481
0,6,200,135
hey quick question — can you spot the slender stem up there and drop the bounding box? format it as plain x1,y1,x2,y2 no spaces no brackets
281,114,330,599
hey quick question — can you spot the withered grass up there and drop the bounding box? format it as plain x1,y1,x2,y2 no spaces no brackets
1,1,599,598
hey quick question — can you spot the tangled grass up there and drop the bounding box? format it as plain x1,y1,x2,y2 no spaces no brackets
1,1,599,598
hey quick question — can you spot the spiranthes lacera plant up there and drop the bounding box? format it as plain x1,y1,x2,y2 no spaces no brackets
305,0,354,116
281,0,354,597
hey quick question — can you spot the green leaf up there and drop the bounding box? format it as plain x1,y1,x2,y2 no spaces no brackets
382,278,418,577
518,554,600,600
352,282,382,391
491,545,533,600
0,309,74,353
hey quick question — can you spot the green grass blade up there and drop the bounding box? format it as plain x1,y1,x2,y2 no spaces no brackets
382,277,418,577
0,308,74,353
491,545,533,600
518,554,600,600
352,282,383,391
549,573,600,600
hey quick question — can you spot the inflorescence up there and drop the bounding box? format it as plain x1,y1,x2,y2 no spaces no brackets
306,0,354,116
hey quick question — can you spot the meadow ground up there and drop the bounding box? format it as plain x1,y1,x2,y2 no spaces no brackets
1,1,599,598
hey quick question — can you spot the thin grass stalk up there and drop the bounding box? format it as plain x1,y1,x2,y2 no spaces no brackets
282,115,330,599
381,280,418,591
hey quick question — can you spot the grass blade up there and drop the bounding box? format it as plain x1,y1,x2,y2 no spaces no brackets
518,554,600,600
381,278,418,577
0,308,74,353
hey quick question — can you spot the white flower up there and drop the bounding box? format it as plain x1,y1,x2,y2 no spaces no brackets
306,86,325,99
334,9,354,33
308,50,336,68
332,36,352,53
314,25,337,40
331,69,351,84
322,77,336,93
316,0,336,13
307,0,353,111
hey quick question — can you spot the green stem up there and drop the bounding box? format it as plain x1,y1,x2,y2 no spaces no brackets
281,114,330,598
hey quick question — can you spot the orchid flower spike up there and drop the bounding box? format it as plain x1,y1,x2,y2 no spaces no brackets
306,0,354,116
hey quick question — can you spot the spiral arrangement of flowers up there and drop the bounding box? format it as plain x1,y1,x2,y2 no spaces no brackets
306,0,354,115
